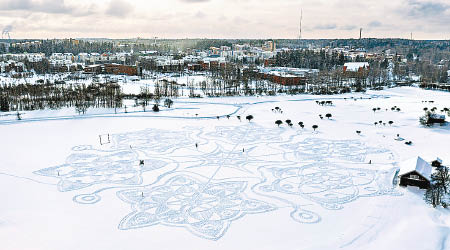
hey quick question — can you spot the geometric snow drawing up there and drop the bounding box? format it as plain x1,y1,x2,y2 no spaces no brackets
33,125,400,240
34,127,201,193
34,149,167,192
110,128,197,153
257,163,398,211
280,138,390,163
186,144,258,174
205,125,281,144
117,174,276,240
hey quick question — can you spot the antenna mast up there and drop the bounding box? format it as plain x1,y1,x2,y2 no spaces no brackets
299,9,303,39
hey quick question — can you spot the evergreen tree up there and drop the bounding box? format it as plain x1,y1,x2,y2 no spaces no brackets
425,166,450,208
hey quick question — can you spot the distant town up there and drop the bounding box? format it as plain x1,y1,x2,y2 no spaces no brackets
0,38,449,112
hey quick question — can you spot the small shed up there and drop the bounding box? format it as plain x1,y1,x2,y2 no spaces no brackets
398,157,432,189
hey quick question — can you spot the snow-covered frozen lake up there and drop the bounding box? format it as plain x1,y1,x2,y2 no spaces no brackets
1,87,449,250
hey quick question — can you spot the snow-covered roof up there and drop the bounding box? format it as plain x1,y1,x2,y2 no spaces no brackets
266,71,298,78
85,64,101,68
202,57,226,63
398,156,432,181
259,67,319,77
344,62,369,72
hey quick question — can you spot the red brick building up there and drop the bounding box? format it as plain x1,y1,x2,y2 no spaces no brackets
104,64,138,76
84,64,140,76
259,72,306,86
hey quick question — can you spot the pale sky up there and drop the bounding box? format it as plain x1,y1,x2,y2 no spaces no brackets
0,0,449,40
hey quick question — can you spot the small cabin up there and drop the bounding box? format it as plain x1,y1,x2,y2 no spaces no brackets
429,114,446,124
398,157,432,189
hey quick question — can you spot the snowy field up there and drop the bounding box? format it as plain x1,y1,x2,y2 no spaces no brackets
1,87,449,250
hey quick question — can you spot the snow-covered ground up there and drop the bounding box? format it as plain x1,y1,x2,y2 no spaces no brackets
1,87,449,250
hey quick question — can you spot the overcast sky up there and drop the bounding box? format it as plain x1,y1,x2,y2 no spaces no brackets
0,0,449,40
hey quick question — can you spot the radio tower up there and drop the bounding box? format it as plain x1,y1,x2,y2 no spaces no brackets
298,9,303,39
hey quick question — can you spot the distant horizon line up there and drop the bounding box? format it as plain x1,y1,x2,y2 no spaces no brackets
2,37,450,41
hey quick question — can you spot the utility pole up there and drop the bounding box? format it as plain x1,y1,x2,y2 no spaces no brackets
359,28,362,39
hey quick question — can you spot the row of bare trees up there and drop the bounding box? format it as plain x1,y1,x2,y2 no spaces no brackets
0,82,122,112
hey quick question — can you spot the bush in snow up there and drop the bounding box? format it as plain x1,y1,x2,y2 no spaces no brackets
420,111,435,126
298,122,305,129
164,99,174,108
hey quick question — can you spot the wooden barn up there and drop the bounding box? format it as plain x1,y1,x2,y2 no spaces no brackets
398,157,432,189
